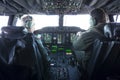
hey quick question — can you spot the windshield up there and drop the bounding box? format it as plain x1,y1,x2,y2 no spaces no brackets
114,15,120,22
64,15,90,30
0,16,9,33
16,15,59,30
16,14,91,30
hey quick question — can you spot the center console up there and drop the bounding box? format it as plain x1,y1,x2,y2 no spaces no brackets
48,45,81,80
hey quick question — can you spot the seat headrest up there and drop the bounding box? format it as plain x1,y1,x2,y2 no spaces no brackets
104,23,120,40
1,26,27,39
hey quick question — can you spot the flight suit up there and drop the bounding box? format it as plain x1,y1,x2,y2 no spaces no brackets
73,23,106,70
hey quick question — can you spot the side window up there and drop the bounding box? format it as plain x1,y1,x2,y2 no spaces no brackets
0,16,9,33
113,15,120,22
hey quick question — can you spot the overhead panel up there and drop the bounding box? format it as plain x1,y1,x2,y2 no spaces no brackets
42,0,82,14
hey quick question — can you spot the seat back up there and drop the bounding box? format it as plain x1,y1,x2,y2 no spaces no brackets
86,23,120,80
86,39,109,80
0,26,45,80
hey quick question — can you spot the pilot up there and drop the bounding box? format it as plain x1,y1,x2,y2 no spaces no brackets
22,15,50,66
73,8,108,70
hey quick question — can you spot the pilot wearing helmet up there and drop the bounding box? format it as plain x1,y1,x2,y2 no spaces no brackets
73,8,108,70
21,15,50,69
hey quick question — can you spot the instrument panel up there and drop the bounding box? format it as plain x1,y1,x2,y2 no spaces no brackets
35,26,82,80
34,26,83,45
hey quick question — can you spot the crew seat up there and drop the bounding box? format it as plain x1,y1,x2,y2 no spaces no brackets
0,26,45,80
86,23,120,80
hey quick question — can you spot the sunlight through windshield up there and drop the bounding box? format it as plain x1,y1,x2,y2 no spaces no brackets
16,14,90,30
64,15,90,30
16,15,59,30
0,16,9,33
114,15,120,22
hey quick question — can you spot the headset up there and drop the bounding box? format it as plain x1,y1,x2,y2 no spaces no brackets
22,16,35,29
90,16,97,27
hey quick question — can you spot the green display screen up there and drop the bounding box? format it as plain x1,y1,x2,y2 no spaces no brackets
58,47,64,51
51,45,57,53
52,45,57,49
43,33,52,43
66,49,72,55
51,50,57,53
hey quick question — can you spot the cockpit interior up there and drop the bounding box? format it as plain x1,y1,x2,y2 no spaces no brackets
0,0,120,80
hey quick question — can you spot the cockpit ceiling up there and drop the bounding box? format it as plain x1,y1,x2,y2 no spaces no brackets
0,0,120,15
